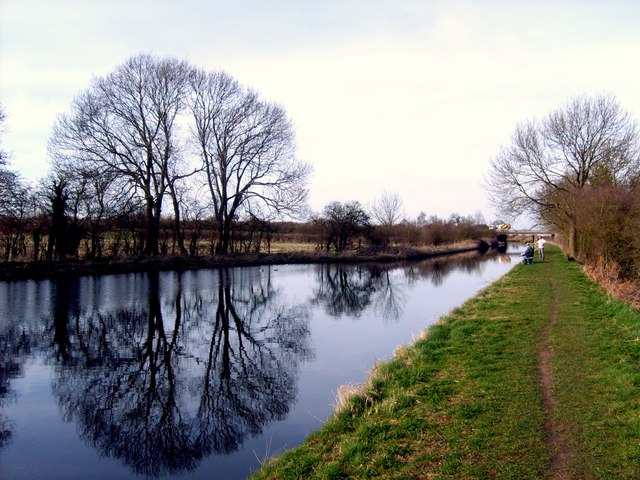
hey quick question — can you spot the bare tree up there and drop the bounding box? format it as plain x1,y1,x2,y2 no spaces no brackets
190,70,311,254
369,191,404,246
370,191,404,226
49,54,195,256
0,170,32,260
486,94,640,255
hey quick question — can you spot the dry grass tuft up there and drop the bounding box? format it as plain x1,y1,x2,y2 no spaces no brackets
413,328,430,342
334,383,372,413
394,343,410,358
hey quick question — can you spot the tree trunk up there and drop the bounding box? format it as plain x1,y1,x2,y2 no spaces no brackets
568,221,578,258
144,201,160,256
32,229,41,261
168,182,188,256
48,184,68,260
220,220,232,255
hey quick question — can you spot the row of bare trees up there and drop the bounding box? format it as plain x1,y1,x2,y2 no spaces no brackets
0,164,490,261
487,94,640,280
11,53,301,261
0,173,489,262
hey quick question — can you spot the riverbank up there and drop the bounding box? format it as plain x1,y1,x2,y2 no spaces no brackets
0,240,485,281
251,245,640,479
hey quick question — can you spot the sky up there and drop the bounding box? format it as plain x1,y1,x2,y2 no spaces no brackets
1,0,640,226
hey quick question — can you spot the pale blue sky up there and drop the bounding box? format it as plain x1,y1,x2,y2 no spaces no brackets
2,0,640,224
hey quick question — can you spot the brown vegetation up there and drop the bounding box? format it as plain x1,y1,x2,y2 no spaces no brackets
0,239,487,281
556,181,640,304
583,258,640,310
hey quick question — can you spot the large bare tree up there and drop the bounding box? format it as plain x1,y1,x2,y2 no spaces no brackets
190,70,311,254
486,94,640,255
49,54,195,255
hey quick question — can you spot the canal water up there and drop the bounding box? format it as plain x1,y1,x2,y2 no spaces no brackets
0,246,523,479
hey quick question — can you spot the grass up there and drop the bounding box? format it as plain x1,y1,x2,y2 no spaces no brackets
546,252,640,478
250,245,640,479
268,241,318,253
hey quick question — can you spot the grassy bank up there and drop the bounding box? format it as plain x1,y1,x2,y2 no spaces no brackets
251,245,640,479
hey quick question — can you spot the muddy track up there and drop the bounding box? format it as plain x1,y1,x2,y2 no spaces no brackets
538,275,573,479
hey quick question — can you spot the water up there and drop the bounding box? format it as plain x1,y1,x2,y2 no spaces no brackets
0,247,523,479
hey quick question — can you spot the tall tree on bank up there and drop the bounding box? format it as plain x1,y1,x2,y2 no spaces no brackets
486,94,640,256
49,54,194,256
190,70,311,254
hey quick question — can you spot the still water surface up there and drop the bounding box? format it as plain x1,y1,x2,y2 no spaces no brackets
0,247,523,479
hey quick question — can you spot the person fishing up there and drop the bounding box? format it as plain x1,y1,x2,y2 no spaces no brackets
521,242,534,264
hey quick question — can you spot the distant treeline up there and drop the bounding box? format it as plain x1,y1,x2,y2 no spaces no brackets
0,200,491,262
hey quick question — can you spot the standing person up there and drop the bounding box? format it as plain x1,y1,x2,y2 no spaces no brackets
536,236,547,260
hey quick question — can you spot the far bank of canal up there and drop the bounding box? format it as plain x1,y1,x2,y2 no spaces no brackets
252,245,640,479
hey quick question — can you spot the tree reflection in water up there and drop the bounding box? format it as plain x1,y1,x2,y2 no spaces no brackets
45,268,312,476
311,264,407,321
311,253,492,322
0,325,30,448
402,252,495,287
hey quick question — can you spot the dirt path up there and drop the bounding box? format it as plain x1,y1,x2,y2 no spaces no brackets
538,276,573,479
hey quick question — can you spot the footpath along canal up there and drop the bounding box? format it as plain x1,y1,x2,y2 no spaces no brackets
253,245,640,479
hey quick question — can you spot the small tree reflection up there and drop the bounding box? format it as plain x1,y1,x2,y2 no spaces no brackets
312,253,495,322
403,252,490,287
311,264,406,321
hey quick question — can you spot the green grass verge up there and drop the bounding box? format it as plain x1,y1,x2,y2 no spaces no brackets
251,246,640,479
